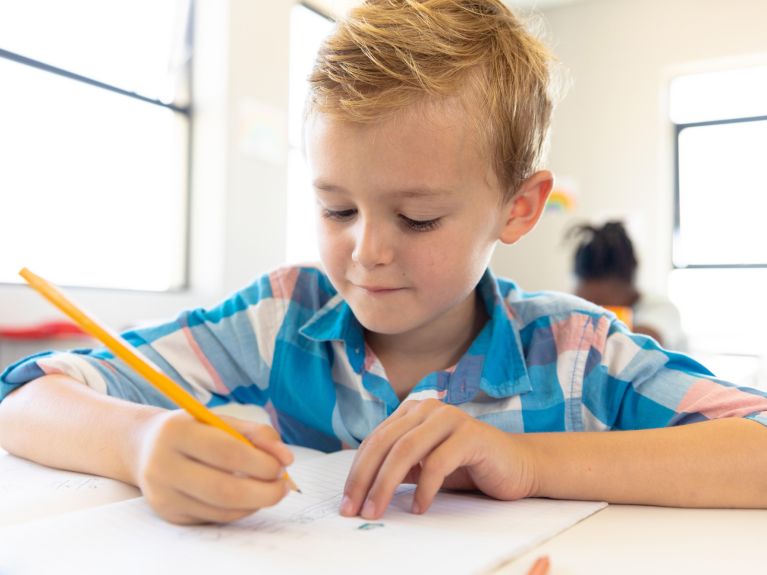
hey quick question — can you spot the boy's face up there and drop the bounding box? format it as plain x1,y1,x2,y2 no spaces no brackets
305,104,513,338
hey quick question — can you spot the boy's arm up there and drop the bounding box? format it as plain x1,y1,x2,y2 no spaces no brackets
0,267,311,524
0,374,158,484
343,314,767,518
340,400,767,520
0,374,293,524
523,416,767,507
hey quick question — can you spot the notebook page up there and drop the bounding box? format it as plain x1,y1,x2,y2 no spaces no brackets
0,435,321,527
0,450,606,575
0,451,140,526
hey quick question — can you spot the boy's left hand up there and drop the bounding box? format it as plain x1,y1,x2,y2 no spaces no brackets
340,399,538,519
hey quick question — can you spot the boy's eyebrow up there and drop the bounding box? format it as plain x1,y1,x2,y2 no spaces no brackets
313,180,456,198
391,188,456,198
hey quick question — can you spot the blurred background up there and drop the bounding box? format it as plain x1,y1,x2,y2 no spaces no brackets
1,0,766,386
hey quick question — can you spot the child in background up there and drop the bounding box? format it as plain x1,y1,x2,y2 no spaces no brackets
568,221,686,350
1,0,767,526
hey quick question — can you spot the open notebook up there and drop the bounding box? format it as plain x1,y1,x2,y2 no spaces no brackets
0,446,141,526
0,446,605,575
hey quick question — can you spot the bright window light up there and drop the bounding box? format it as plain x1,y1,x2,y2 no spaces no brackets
0,1,191,291
675,119,767,266
670,64,767,359
286,4,334,265
0,0,191,104
672,65,767,268
669,65,767,125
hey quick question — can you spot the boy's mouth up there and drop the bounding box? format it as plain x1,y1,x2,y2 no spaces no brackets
355,284,404,294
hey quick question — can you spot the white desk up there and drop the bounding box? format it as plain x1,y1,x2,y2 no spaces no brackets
2,447,765,574
501,504,767,574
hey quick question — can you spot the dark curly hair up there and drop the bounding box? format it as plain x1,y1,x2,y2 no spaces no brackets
567,221,637,283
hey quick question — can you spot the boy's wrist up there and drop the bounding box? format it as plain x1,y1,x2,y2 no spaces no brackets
510,432,559,500
509,433,542,499
121,405,166,487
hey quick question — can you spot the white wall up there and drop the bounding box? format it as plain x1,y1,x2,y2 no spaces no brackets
491,0,767,297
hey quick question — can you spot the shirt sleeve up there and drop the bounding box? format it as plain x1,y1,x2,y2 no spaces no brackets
580,318,767,431
0,269,291,408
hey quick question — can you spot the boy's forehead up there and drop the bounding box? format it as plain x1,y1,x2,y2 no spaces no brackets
313,177,459,200
306,105,496,188
312,105,488,164
309,97,476,135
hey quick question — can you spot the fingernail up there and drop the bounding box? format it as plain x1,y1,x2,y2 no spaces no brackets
411,501,421,514
340,495,354,516
361,499,376,519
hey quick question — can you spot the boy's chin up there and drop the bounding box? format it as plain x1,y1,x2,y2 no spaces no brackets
352,310,421,336
357,317,411,336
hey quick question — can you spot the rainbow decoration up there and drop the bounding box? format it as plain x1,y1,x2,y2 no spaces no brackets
545,185,577,214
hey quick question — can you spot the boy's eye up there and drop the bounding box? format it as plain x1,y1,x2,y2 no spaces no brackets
322,208,356,221
320,208,441,232
399,215,442,232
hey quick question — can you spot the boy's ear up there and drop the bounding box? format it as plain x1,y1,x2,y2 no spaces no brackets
498,170,554,245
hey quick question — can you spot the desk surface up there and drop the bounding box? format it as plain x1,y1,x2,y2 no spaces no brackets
501,504,767,574
2,447,766,574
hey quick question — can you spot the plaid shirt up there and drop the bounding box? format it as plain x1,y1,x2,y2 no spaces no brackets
3,265,767,451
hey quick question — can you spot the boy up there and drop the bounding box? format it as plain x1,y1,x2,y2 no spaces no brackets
1,0,766,526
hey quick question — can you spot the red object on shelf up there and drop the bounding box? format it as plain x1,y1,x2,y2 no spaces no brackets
0,320,88,340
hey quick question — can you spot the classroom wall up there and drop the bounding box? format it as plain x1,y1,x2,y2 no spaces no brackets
4,0,767,363
490,0,767,296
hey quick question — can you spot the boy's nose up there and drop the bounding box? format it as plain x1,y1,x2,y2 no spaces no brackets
351,220,394,269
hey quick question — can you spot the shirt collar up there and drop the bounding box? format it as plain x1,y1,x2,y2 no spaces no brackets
473,268,532,398
299,293,367,372
299,269,532,401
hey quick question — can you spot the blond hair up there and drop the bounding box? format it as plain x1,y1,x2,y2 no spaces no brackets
308,0,556,198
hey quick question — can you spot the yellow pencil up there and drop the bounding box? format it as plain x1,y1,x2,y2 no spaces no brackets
19,267,300,493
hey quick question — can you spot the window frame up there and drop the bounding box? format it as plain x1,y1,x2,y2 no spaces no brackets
299,2,334,26
0,1,194,291
672,112,767,269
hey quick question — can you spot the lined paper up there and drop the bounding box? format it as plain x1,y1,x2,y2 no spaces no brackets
0,449,606,575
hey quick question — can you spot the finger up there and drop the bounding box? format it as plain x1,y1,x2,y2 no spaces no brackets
357,398,432,441
411,434,471,515
175,424,286,481
381,397,423,421
360,415,457,520
221,417,294,466
341,406,432,517
173,454,290,510
341,400,449,516
402,464,422,485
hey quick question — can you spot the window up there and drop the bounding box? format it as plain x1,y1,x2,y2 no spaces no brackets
0,0,193,291
672,65,767,268
669,64,767,356
286,3,334,264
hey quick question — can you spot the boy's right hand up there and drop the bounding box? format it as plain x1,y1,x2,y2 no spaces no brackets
132,410,293,525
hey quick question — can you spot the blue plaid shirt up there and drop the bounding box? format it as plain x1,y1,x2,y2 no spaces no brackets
3,265,767,451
